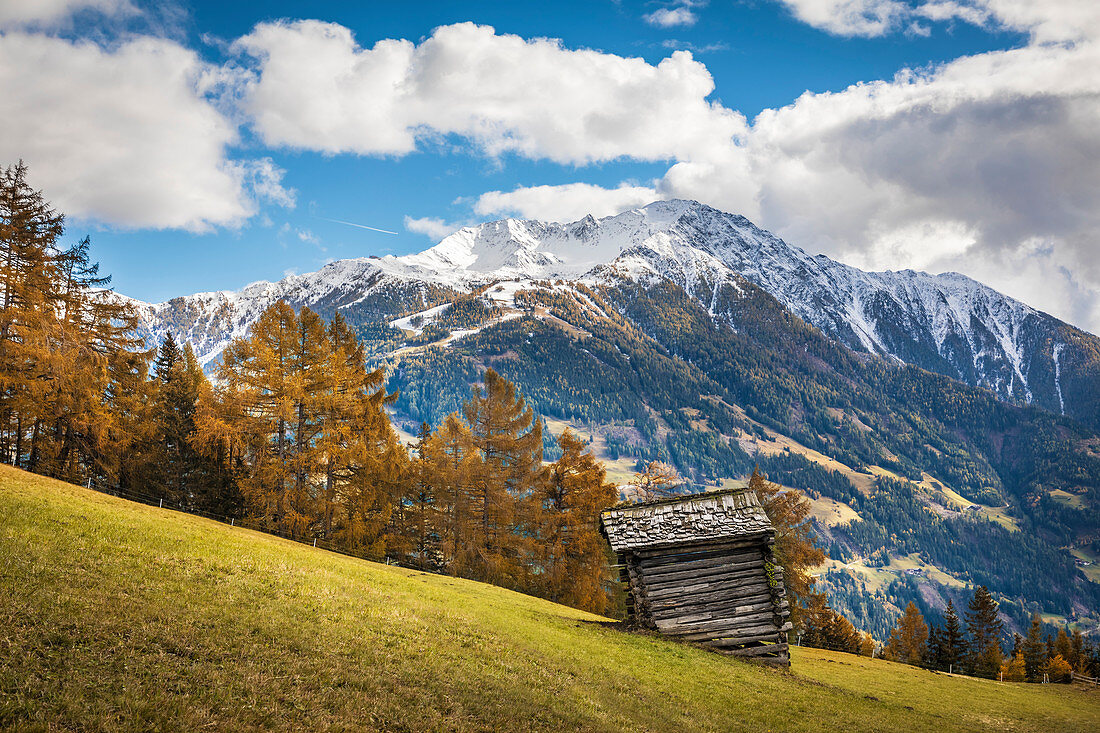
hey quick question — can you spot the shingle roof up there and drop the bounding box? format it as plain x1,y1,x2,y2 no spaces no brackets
600,486,773,552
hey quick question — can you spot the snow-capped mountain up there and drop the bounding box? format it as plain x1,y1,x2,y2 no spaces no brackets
123,200,1100,426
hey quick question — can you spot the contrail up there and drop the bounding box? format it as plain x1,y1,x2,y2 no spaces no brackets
315,215,398,235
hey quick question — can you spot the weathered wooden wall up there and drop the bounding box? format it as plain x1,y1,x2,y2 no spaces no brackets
617,535,790,665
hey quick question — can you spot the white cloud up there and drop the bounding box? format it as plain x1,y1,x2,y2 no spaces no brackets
404,215,468,241
0,32,288,230
774,0,909,37
643,7,698,28
774,0,1100,41
474,183,660,223
235,21,744,165
457,5,1100,331
0,0,132,28
239,157,296,209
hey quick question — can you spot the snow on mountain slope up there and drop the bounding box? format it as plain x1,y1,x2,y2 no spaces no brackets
123,200,1099,423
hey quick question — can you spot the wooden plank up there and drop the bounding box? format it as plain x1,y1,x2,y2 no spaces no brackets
640,557,767,584
654,577,776,600
638,545,764,568
639,553,764,576
643,570,770,599
725,643,790,658
659,607,779,630
704,631,787,647
670,623,785,643
657,613,781,638
633,535,770,559
647,584,778,611
651,597,783,621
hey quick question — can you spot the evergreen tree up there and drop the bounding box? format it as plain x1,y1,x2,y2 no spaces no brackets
1022,612,1046,682
966,585,1004,678
939,600,967,673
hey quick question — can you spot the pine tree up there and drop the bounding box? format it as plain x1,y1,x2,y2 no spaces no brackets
939,600,967,673
966,585,1004,678
884,602,928,665
1022,612,1046,682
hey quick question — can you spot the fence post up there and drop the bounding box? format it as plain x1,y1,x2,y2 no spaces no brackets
159,498,163,508
231,518,234,527
313,538,317,548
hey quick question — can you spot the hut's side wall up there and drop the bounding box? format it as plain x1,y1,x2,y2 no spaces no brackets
622,536,791,665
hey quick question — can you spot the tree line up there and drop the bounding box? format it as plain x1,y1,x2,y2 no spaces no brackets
879,588,1100,682
0,162,618,614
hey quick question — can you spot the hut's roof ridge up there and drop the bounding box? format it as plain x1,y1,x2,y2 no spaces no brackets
600,485,772,552
612,484,751,511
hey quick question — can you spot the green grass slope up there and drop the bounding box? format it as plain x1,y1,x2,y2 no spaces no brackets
1,466,1097,732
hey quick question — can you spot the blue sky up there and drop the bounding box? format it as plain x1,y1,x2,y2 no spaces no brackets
3,1,1099,333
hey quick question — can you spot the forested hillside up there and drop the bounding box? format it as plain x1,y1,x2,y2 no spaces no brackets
379,274,1100,639
5,160,1097,647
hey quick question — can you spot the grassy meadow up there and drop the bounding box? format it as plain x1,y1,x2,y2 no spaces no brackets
1,465,1097,732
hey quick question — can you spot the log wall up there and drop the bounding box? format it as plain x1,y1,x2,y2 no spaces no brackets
616,536,791,665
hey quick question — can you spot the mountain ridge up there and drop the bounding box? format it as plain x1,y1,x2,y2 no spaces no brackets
123,200,1100,429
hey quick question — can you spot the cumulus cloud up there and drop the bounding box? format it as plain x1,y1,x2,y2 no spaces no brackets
644,7,698,28
0,0,133,28
0,32,291,230
234,21,744,165
461,4,1100,331
475,183,661,223
774,0,910,37
775,0,1100,41
404,215,468,241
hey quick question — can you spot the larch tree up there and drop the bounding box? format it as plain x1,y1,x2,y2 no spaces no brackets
537,428,618,613
884,602,928,665
633,460,681,501
462,368,544,588
430,412,476,574
748,466,825,624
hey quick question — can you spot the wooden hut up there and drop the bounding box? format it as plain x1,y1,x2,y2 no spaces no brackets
600,486,791,665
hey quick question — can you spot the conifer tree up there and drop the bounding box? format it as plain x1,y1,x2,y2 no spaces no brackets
748,466,825,624
1001,652,1027,682
536,428,618,613
462,368,544,587
1054,627,1074,668
884,602,928,665
1022,612,1046,682
965,585,1004,678
939,599,967,672
396,422,440,568
430,412,475,573
633,460,681,501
